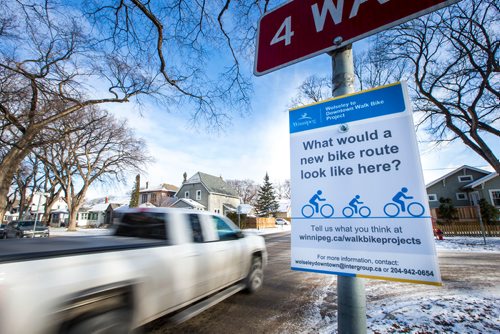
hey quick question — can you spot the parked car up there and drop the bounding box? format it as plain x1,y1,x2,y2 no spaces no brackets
275,218,290,225
0,224,6,239
4,220,50,238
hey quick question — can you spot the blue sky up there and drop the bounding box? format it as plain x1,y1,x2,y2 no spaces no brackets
91,42,496,200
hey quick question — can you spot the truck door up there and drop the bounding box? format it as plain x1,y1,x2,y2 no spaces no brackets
200,214,244,291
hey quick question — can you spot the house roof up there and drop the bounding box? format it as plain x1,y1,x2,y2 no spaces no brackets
140,183,179,193
114,204,129,212
184,172,239,198
173,198,206,209
237,204,254,214
425,165,490,188
89,203,110,212
139,202,157,208
223,203,237,212
463,172,498,189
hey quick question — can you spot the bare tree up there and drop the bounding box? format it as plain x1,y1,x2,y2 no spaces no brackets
289,75,332,108
226,179,259,205
354,35,409,91
37,108,152,230
290,42,407,109
0,0,279,221
289,1,498,173
0,1,154,221
275,179,291,200
378,0,499,173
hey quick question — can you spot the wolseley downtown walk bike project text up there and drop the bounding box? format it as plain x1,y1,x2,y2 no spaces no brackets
289,82,441,286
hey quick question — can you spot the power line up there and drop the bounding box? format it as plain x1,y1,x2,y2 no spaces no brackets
422,165,491,171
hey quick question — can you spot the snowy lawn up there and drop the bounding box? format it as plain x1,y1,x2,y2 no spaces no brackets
311,236,500,334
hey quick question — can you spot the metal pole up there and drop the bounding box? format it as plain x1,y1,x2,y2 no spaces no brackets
475,204,487,245
330,44,367,334
32,192,42,238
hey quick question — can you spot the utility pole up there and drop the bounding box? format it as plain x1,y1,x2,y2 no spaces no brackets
330,44,367,334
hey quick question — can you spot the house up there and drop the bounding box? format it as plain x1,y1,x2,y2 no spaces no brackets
77,202,122,227
276,199,291,218
172,172,240,215
426,165,498,209
463,172,500,208
139,182,179,207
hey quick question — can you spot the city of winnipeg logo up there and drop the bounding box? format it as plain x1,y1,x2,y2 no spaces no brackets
292,112,317,128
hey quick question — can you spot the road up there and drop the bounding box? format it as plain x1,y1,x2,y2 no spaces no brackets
143,231,500,333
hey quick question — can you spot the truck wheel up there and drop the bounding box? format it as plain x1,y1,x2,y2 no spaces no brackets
245,256,263,293
66,309,133,334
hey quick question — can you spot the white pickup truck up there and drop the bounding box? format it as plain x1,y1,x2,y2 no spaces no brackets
0,208,267,334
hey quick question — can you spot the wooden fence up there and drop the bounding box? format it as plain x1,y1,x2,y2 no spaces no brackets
430,206,500,236
244,217,276,229
437,224,500,237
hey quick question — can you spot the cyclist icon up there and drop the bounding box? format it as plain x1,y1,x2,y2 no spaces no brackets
309,190,326,213
384,187,425,217
342,195,371,217
302,190,334,218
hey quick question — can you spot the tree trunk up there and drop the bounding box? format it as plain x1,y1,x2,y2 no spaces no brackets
68,209,79,231
67,194,85,231
0,138,34,222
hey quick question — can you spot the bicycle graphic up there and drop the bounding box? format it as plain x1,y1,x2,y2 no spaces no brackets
302,203,334,218
384,187,425,217
383,202,425,217
342,205,371,218
302,190,334,218
342,194,371,217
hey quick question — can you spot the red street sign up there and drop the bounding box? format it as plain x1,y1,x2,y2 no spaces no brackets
254,0,460,76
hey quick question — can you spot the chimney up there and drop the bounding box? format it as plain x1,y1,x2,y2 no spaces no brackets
105,196,109,204
183,172,187,183
146,181,149,189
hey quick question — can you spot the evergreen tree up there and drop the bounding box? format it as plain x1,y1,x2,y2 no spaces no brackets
129,174,140,208
255,173,279,217
438,197,457,224
479,199,499,225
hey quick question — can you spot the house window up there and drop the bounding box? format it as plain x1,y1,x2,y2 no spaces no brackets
428,194,438,202
185,191,189,199
458,175,473,182
196,190,201,200
489,190,500,206
151,193,157,202
456,193,467,201
141,194,148,203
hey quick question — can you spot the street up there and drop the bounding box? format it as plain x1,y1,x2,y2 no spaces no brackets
144,231,500,333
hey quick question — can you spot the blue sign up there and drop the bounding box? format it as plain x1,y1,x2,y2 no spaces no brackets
289,83,405,133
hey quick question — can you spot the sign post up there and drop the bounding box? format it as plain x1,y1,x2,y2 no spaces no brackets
330,45,366,334
255,1,461,332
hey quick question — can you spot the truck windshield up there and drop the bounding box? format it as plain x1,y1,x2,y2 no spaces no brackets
115,212,168,240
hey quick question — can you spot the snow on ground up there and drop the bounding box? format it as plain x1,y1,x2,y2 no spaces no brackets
49,227,499,333
434,236,500,252
310,289,500,334
367,293,499,334
310,236,500,334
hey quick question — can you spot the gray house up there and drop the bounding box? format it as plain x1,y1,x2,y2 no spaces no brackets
463,172,500,208
173,172,240,215
426,165,498,209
